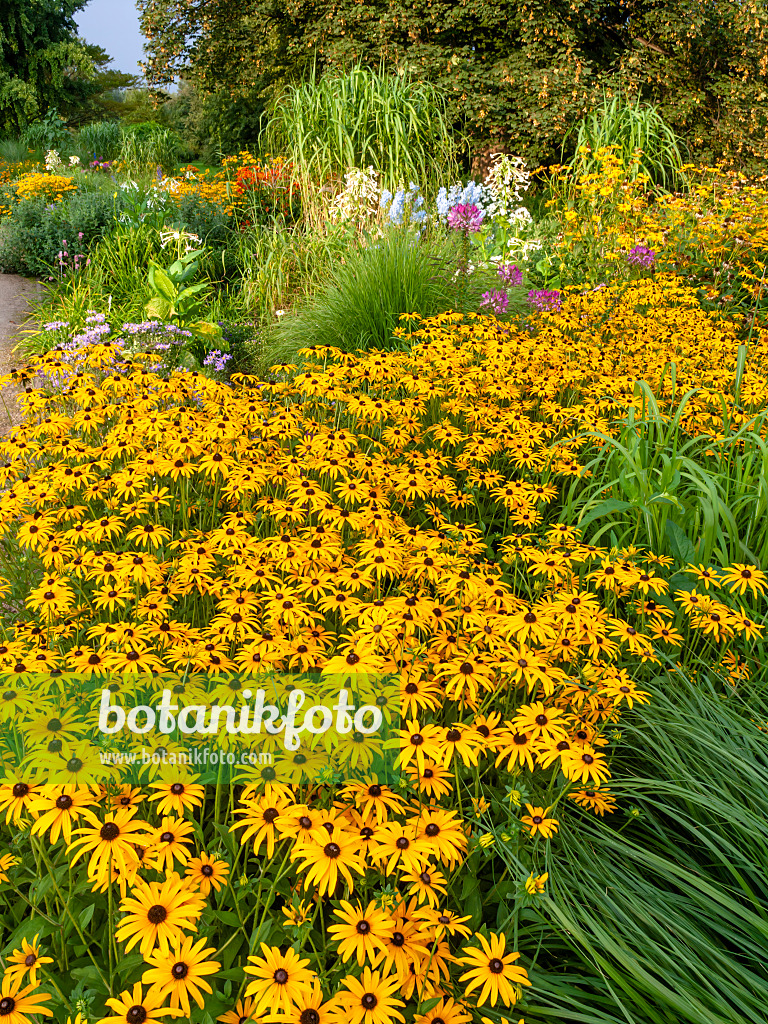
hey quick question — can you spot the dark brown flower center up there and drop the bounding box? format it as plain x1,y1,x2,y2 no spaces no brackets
100,822,120,841
324,842,341,858
274,968,289,985
147,904,167,924
361,994,377,1010
126,1007,147,1024
489,957,504,974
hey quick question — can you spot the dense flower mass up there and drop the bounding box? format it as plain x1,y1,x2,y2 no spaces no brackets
1,135,768,1022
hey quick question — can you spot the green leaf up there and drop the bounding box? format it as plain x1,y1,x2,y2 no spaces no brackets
190,320,223,341
148,264,177,303
145,295,169,320
665,519,696,564
577,498,634,532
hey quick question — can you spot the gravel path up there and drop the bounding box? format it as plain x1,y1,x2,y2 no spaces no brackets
0,275,42,432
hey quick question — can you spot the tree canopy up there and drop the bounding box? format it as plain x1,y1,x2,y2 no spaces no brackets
0,0,101,132
138,0,768,167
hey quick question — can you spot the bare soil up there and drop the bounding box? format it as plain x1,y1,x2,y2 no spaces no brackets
0,275,43,432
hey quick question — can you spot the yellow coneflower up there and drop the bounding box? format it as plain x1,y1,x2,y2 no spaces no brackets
67,807,151,884
327,900,395,966
115,872,206,957
143,935,221,1016
458,931,531,1007
3,935,54,987
95,982,183,1024
243,944,316,1014
0,974,52,1023
184,852,230,895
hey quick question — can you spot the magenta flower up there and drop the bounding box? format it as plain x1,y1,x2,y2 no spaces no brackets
447,203,484,234
528,289,562,312
480,290,509,316
498,263,523,287
626,245,656,269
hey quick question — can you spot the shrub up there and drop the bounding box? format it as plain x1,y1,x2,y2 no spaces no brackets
0,190,123,277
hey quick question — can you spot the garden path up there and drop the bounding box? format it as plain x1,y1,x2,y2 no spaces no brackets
0,274,42,432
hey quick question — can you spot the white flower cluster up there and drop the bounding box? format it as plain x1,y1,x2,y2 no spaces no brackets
45,150,62,172
483,153,532,219
330,166,381,223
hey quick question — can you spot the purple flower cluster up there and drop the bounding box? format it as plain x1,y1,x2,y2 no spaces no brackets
70,323,112,347
90,160,113,172
497,263,523,287
203,350,233,373
480,290,510,316
447,203,484,234
626,245,656,269
121,321,192,339
44,321,69,332
528,289,562,312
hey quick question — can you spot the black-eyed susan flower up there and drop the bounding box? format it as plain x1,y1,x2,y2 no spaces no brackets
95,982,183,1024
290,828,364,896
67,807,152,885
330,968,405,1024
115,872,205,957
720,563,768,598
327,900,395,965
29,785,99,845
148,816,196,873
520,805,559,839
0,975,52,1023
143,935,221,1016
413,997,472,1024
243,944,316,1014
148,779,205,816
458,932,531,1007
184,852,230,895
217,996,261,1024
0,780,40,825
3,935,54,987
560,744,611,785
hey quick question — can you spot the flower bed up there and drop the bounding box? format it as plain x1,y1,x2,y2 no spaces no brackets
0,282,763,1020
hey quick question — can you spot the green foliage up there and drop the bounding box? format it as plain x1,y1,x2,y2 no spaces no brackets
145,246,224,362
163,79,266,161
0,188,125,277
265,227,493,359
529,675,768,1024
263,64,461,196
139,0,768,168
117,122,182,174
566,91,687,189
559,377,768,565
74,120,123,162
22,107,70,150
0,0,97,132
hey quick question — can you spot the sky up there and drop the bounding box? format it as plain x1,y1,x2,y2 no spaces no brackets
75,0,147,79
